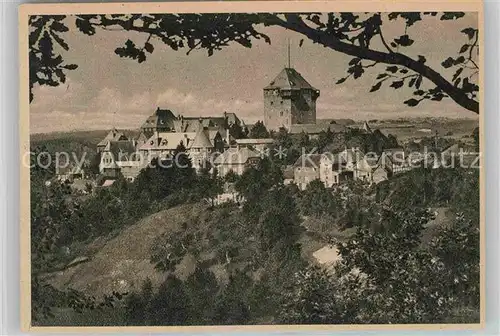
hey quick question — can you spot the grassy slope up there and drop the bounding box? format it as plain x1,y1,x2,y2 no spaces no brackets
45,203,206,297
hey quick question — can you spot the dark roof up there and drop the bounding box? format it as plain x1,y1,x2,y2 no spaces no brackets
174,117,226,133
293,154,322,169
104,140,137,159
264,68,318,91
141,108,177,130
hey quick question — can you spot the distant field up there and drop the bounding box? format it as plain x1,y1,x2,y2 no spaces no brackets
30,129,140,145
368,118,479,141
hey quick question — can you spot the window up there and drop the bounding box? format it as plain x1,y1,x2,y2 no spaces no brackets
280,111,284,117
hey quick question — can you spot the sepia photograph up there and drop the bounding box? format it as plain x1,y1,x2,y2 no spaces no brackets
20,1,483,331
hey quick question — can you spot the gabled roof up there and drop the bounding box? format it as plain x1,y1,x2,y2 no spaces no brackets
357,154,380,172
293,154,322,169
320,153,346,166
97,128,128,147
214,147,260,165
102,140,137,162
264,67,318,91
224,112,240,126
340,148,365,164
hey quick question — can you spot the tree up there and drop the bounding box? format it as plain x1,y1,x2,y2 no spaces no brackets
299,179,340,217
213,272,252,325
185,267,220,324
29,13,479,113
148,275,192,325
249,120,270,139
229,122,247,140
472,127,479,151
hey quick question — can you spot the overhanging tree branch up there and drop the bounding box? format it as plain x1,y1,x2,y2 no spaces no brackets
262,13,479,114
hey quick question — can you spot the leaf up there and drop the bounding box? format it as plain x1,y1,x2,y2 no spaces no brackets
441,57,454,68
349,58,361,66
440,12,465,20
461,27,476,40
399,68,409,74
452,68,464,81
49,31,69,51
376,73,388,80
415,75,423,89
50,20,69,33
390,80,404,89
386,66,398,73
414,90,425,96
299,39,304,47
336,77,347,84
370,81,383,92
455,56,466,64
63,64,78,70
75,18,96,36
394,34,414,47
417,55,427,63
409,77,417,87
459,44,469,53
144,42,154,53
404,98,421,107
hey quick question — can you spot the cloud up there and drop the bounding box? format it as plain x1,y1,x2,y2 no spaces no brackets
30,77,84,112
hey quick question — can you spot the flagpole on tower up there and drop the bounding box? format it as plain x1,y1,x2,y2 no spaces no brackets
287,38,291,68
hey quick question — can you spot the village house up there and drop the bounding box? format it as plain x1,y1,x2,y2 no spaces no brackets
99,140,140,180
319,153,352,188
382,147,413,174
97,128,129,153
214,147,261,176
371,152,394,184
293,154,322,190
56,164,85,182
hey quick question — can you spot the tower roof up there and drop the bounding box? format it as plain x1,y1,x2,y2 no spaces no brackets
190,127,213,149
141,107,177,131
264,68,318,91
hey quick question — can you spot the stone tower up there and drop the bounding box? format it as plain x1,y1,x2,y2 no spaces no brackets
263,67,320,131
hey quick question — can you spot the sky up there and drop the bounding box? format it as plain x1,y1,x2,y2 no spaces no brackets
30,13,479,134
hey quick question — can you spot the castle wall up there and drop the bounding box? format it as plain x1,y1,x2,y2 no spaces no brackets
264,88,318,131
264,89,292,131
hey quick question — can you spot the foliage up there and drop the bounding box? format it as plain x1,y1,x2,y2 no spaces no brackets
249,120,270,139
125,275,192,325
281,205,479,324
299,179,341,217
229,122,248,140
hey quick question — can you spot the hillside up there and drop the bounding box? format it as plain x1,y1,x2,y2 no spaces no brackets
44,203,206,297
